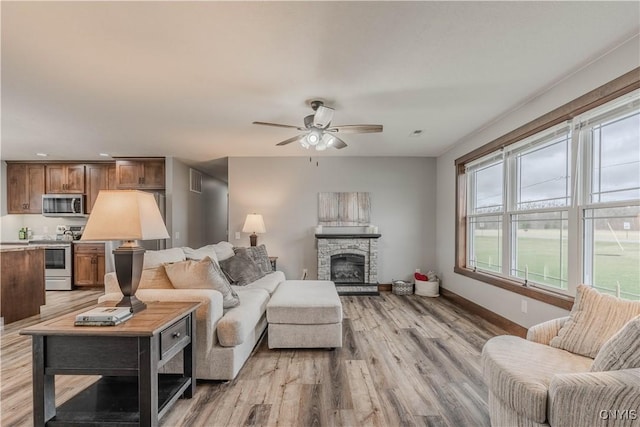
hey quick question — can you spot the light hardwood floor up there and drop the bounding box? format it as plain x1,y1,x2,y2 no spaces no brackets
1,290,508,426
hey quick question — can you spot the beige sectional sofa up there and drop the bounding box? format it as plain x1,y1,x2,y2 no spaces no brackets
99,243,286,380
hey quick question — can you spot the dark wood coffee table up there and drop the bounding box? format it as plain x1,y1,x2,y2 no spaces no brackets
21,301,200,427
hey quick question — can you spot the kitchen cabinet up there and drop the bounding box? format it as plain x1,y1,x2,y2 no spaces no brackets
74,243,105,288
116,159,165,189
46,164,85,193
7,163,46,214
85,164,117,213
0,246,45,323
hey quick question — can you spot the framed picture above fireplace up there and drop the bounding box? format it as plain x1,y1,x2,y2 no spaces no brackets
318,192,370,226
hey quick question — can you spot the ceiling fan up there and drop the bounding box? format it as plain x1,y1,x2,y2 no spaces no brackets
252,100,383,150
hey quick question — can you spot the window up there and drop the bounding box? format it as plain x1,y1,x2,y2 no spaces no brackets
455,72,639,306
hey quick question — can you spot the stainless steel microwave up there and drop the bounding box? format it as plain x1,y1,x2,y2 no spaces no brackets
42,194,86,217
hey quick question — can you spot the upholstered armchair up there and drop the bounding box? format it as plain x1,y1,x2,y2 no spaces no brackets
482,285,640,427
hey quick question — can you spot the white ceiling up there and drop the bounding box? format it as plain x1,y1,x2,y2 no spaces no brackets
2,1,639,172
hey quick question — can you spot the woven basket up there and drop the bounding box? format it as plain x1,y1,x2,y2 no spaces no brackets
392,280,414,295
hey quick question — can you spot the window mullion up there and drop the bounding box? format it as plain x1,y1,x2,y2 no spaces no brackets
502,153,514,277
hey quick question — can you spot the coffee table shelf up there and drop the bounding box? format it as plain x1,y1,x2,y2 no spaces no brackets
48,375,190,426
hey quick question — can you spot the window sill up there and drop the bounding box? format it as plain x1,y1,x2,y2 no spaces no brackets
453,266,574,310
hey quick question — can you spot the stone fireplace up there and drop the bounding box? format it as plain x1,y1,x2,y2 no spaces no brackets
316,233,380,295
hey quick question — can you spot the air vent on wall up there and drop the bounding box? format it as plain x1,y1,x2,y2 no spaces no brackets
190,169,202,194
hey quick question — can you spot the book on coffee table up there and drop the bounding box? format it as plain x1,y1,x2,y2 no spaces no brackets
75,307,132,324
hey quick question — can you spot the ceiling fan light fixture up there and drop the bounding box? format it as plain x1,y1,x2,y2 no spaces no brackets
321,133,336,147
307,129,322,146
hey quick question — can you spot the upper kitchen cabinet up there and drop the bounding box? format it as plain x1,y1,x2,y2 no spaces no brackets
7,163,46,214
116,158,165,190
46,164,85,193
85,164,117,213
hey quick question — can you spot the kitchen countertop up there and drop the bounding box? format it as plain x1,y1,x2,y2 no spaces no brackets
0,244,45,252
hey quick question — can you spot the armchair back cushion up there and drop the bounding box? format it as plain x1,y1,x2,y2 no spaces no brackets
549,284,640,358
591,315,640,372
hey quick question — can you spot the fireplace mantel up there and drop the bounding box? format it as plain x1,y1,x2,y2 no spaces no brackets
315,234,381,239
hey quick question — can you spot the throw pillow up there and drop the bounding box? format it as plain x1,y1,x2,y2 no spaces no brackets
234,245,272,275
164,257,239,309
138,266,174,290
549,284,640,358
183,245,219,263
591,315,640,372
219,251,265,286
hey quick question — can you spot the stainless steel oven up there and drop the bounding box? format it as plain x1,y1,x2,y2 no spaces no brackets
30,242,73,290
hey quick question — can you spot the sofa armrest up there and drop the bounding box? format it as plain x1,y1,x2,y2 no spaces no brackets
548,368,640,427
99,289,224,351
526,316,570,345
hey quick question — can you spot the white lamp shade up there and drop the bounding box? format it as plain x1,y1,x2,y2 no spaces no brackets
242,214,266,234
81,190,169,241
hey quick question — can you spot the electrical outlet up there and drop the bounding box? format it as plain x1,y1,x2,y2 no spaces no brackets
415,268,421,273
235,231,241,240
521,299,528,313
175,231,180,240
43,226,49,234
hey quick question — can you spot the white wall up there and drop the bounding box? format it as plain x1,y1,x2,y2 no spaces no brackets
228,156,437,282
436,36,640,328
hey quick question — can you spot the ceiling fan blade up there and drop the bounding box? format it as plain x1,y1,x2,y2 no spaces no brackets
326,124,383,134
276,134,305,146
313,105,334,129
331,135,348,149
253,121,304,130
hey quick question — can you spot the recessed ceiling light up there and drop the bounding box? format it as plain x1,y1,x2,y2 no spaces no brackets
410,130,424,137
99,153,111,157
36,153,48,157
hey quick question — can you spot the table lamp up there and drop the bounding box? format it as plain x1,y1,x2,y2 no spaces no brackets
81,190,169,313
242,214,266,246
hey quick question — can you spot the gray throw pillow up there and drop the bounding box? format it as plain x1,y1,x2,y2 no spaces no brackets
164,257,239,309
591,315,640,372
234,245,272,275
219,251,265,286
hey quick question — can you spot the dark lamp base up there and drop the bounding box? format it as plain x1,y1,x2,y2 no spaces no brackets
117,295,147,313
113,245,146,314
249,233,258,246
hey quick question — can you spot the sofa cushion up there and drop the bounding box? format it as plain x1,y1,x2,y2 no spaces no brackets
182,245,219,263
591,315,640,372
219,252,265,286
143,247,186,270
234,245,272,275
164,257,239,309
550,284,640,358
241,271,285,296
216,288,269,347
267,280,342,325
482,335,593,423
211,241,235,262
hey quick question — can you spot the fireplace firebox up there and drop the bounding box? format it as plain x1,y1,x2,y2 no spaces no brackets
331,254,365,284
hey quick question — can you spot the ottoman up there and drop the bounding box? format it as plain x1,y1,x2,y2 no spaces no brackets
267,280,343,349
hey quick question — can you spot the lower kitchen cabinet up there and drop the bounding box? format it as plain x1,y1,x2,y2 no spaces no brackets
74,243,105,288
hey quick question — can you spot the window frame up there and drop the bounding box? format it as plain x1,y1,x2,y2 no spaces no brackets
454,68,640,310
